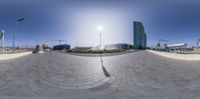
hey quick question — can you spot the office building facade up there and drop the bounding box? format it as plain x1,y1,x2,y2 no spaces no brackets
134,21,147,49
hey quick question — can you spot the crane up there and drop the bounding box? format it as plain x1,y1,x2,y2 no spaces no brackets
157,39,168,44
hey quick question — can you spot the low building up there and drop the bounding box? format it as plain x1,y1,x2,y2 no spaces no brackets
194,48,200,53
53,44,70,50
152,43,168,51
91,43,133,50
42,44,49,49
104,43,132,50
166,43,188,53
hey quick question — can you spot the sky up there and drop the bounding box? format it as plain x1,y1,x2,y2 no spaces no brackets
0,0,200,47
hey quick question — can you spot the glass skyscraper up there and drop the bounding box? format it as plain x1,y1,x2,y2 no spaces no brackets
133,21,147,49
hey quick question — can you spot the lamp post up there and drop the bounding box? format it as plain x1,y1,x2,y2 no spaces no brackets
97,26,103,50
100,32,101,50
13,18,25,50
1,30,5,54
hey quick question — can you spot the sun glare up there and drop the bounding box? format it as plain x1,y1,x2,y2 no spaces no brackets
97,26,103,31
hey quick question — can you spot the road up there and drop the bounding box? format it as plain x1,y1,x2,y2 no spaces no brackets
0,51,200,99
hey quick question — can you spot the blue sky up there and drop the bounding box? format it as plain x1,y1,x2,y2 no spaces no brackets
0,0,200,47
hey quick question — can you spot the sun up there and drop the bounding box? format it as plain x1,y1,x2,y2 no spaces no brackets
97,26,103,31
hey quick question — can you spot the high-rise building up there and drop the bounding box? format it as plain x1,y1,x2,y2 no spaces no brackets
133,21,147,49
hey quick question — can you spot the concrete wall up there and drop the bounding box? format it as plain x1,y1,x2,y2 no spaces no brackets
147,50,200,60
0,52,32,60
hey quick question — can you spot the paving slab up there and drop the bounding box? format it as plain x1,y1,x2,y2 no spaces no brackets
0,51,200,98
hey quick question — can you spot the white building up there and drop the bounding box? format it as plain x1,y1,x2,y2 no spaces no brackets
91,43,132,50
167,43,188,53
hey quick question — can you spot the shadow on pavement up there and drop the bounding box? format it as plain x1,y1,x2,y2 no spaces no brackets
102,66,110,77
100,54,110,77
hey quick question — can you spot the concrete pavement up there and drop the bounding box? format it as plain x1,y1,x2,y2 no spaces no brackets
0,51,200,99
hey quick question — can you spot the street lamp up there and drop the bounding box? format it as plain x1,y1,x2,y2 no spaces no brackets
13,18,25,49
1,30,5,54
97,26,103,50
97,26,110,77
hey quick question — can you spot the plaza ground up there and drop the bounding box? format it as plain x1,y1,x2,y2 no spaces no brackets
0,51,200,99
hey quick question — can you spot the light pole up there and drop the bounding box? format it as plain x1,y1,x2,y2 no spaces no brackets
97,26,110,77
1,30,5,54
13,18,25,50
100,32,101,50
97,26,103,50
